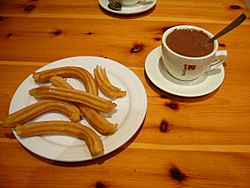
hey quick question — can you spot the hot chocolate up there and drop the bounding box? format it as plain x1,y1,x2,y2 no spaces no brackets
166,29,214,57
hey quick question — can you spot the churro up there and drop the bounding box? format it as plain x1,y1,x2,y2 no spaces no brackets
29,86,116,113
94,65,126,99
50,76,118,135
79,106,117,135
0,100,81,128
50,76,74,90
33,66,98,95
15,121,104,156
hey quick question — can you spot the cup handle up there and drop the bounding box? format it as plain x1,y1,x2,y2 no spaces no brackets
210,50,228,70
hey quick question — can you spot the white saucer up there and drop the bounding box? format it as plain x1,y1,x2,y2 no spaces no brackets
99,0,156,14
145,46,225,97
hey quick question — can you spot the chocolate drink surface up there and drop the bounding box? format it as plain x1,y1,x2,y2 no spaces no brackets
166,29,214,57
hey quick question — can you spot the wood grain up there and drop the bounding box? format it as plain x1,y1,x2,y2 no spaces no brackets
0,141,250,187
0,17,249,66
0,0,250,187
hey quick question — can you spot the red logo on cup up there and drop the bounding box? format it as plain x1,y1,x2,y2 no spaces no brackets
185,64,196,70
182,64,196,76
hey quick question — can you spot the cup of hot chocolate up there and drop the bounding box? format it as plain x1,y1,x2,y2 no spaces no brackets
161,25,227,81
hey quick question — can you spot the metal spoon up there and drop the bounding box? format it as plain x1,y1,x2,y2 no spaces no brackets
108,0,153,11
209,13,247,43
108,0,121,11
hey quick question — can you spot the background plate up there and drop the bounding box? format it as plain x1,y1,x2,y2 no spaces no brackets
99,0,156,14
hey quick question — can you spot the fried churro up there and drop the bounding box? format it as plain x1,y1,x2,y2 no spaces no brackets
15,121,104,156
0,100,81,128
33,66,98,95
79,106,117,135
94,65,127,99
29,86,116,113
50,76,118,135
50,76,73,89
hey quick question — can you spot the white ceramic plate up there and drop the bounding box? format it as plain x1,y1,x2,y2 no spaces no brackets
99,0,156,14
145,46,225,97
11,56,147,162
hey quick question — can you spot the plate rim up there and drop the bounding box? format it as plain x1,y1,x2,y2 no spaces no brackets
11,56,147,162
145,46,225,97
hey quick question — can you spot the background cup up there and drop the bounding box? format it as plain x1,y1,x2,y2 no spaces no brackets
118,0,139,6
161,25,228,81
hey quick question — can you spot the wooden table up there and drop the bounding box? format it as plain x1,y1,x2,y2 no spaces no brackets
0,0,250,187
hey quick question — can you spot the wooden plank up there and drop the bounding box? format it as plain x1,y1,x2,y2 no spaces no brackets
0,142,250,187
0,0,249,24
0,17,249,66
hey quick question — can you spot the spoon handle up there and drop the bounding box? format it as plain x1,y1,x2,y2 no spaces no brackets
209,13,247,42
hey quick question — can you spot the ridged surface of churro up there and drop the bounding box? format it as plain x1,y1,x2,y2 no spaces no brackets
0,100,80,128
29,86,116,112
33,66,98,95
50,76,118,135
94,65,127,99
15,121,104,156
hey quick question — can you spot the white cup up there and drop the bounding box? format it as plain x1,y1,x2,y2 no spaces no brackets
161,25,228,81
118,0,139,6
